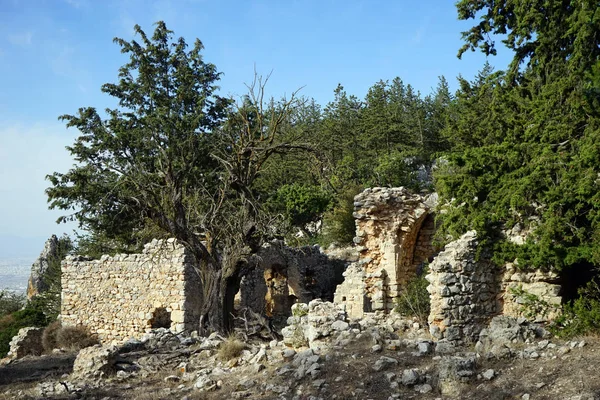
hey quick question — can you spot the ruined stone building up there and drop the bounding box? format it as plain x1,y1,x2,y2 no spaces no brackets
334,187,440,318
60,186,568,346
61,239,346,343
61,239,202,343
241,241,346,322
333,187,564,344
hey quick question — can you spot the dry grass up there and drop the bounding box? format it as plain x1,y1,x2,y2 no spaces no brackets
217,335,245,361
41,320,61,352
56,325,99,351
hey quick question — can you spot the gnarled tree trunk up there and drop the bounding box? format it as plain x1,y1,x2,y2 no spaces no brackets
197,258,243,335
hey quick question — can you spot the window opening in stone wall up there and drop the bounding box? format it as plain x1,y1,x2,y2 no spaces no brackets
264,264,290,318
149,307,172,329
363,295,373,313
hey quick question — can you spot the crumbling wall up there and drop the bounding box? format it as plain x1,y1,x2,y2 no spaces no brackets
338,187,437,316
500,263,562,321
240,241,346,320
427,231,501,344
61,239,202,344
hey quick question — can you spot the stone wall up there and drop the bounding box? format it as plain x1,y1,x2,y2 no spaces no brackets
335,187,438,317
500,263,562,321
426,231,501,344
240,242,346,320
61,239,202,344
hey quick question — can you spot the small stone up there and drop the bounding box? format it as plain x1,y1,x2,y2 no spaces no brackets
522,394,530,400
238,378,255,389
385,372,396,382
331,320,350,331
401,369,420,386
482,369,495,380
415,383,433,394
417,341,432,355
282,349,296,360
538,340,549,349
373,356,398,372
371,345,382,353
164,375,180,383
578,340,586,348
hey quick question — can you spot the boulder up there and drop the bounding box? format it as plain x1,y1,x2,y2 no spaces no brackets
71,344,119,379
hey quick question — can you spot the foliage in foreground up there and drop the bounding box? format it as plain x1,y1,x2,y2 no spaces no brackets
551,279,600,338
394,269,430,324
0,304,49,358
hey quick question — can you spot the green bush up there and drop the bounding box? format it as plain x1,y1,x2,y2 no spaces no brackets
321,185,362,246
0,305,48,357
395,269,431,324
269,183,332,230
551,279,600,338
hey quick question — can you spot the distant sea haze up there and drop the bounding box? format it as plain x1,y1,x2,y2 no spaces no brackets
0,257,33,293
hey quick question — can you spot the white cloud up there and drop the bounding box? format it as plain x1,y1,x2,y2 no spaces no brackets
8,31,33,46
0,122,78,238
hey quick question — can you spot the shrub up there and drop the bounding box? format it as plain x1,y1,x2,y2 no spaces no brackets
217,335,245,361
0,305,48,358
321,185,362,246
56,325,99,351
395,269,431,324
42,320,62,352
551,278,600,338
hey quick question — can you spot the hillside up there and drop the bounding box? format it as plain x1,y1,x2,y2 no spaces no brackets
1,302,599,400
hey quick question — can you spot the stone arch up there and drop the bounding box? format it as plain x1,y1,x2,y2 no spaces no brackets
335,187,438,316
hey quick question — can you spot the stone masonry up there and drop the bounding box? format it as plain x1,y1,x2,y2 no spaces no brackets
240,241,346,320
61,239,202,344
426,231,501,344
334,187,439,318
500,263,562,321
333,187,567,343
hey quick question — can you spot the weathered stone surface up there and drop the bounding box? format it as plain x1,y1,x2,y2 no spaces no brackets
27,235,59,299
476,315,547,359
427,231,501,344
282,300,347,350
61,239,202,344
334,187,439,318
71,344,120,379
438,354,477,397
373,356,398,372
500,263,562,321
6,327,44,359
241,241,346,320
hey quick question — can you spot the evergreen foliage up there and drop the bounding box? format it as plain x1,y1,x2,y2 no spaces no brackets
437,1,600,270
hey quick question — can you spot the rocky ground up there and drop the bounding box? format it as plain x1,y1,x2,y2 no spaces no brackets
1,300,599,400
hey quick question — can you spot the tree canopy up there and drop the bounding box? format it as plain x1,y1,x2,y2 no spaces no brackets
437,0,600,269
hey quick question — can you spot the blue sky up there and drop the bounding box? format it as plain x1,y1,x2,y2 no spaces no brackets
0,0,512,255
